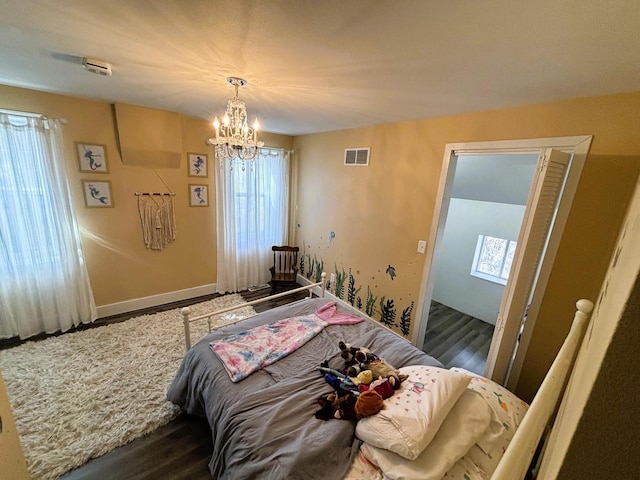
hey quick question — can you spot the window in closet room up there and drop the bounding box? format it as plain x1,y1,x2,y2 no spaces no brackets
0,111,96,340
471,234,518,285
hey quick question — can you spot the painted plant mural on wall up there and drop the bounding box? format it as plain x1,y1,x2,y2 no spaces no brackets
300,251,414,337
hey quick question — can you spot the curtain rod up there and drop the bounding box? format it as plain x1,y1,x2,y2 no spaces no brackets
0,108,68,124
134,192,176,196
259,146,294,154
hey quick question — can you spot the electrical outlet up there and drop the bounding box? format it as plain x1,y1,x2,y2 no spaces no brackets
330,272,336,283
417,240,427,254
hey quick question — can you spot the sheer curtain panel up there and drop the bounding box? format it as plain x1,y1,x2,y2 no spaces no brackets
0,114,97,339
216,149,290,293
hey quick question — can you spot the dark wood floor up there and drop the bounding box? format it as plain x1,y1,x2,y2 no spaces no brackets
58,286,311,480
422,300,495,375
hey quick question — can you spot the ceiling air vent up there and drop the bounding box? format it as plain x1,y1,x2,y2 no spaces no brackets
344,147,370,166
82,57,112,76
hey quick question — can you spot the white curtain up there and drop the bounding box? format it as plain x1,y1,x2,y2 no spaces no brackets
0,114,97,339
216,149,290,293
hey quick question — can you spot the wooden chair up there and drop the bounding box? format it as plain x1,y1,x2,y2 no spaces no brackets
269,245,299,294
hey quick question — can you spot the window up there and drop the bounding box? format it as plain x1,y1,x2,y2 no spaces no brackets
1,112,96,339
215,148,290,293
0,115,62,281
470,235,517,285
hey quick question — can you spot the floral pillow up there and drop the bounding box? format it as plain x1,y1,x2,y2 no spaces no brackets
451,367,529,474
360,389,494,480
356,365,471,460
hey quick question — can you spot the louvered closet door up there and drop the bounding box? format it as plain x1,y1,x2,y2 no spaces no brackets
485,149,572,383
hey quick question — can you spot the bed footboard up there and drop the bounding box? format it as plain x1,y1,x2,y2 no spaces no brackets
492,298,594,480
180,273,327,350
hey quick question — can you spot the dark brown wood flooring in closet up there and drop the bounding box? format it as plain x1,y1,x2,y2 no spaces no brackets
423,300,495,375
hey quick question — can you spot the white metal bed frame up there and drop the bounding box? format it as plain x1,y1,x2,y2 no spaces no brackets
179,280,593,480
493,298,594,479
180,273,327,350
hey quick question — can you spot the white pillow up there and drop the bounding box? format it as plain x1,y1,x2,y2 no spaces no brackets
361,389,494,480
356,365,471,460
451,367,529,474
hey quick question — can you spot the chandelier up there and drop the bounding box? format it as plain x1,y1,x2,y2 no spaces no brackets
208,77,263,162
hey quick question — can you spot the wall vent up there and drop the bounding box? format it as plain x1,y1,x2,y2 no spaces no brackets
344,147,370,166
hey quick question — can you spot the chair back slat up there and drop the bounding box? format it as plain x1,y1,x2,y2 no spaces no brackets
270,245,299,293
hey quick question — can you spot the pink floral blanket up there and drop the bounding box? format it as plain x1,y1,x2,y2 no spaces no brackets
210,302,363,382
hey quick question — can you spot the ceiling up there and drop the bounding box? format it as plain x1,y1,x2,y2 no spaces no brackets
452,154,539,206
1,0,639,136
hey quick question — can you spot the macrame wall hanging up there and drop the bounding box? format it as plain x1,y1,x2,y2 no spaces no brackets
136,192,176,251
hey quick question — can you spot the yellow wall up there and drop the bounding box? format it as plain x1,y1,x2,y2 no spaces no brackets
0,84,293,307
3,82,639,401
294,92,640,401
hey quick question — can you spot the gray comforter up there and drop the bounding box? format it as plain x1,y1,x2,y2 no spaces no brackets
167,298,442,479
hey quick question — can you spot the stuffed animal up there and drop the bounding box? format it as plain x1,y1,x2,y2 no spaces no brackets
351,370,373,386
344,354,378,377
334,393,358,420
354,349,379,365
354,390,384,419
315,389,383,421
359,377,394,399
363,358,408,390
338,341,371,367
314,392,341,420
318,365,358,393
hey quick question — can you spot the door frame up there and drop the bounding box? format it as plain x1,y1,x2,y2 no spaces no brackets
411,135,593,387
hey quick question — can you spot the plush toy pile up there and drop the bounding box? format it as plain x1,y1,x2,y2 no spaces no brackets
314,341,407,421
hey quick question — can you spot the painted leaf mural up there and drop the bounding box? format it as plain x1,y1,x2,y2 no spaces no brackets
379,296,396,328
314,257,324,283
294,249,414,336
334,265,346,299
399,301,413,337
366,286,377,317
347,268,361,306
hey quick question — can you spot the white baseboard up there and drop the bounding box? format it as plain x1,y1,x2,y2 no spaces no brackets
96,283,218,318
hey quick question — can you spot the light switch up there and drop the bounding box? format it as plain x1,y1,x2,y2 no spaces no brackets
417,240,427,254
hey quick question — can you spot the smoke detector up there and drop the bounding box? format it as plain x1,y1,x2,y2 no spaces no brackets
82,57,112,76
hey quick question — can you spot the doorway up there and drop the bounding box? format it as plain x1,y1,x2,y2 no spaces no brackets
423,152,539,374
412,136,593,388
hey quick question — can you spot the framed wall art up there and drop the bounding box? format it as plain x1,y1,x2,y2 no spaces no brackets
76,142,109,173
189,184,208,207
82,180,114,208
187,152,208,177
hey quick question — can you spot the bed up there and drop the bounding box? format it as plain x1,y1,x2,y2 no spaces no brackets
168,288,593,480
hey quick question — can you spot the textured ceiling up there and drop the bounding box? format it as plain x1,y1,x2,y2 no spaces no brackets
1,0,639,135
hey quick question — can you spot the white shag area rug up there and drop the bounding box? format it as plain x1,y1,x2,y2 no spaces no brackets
0,294,256,480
